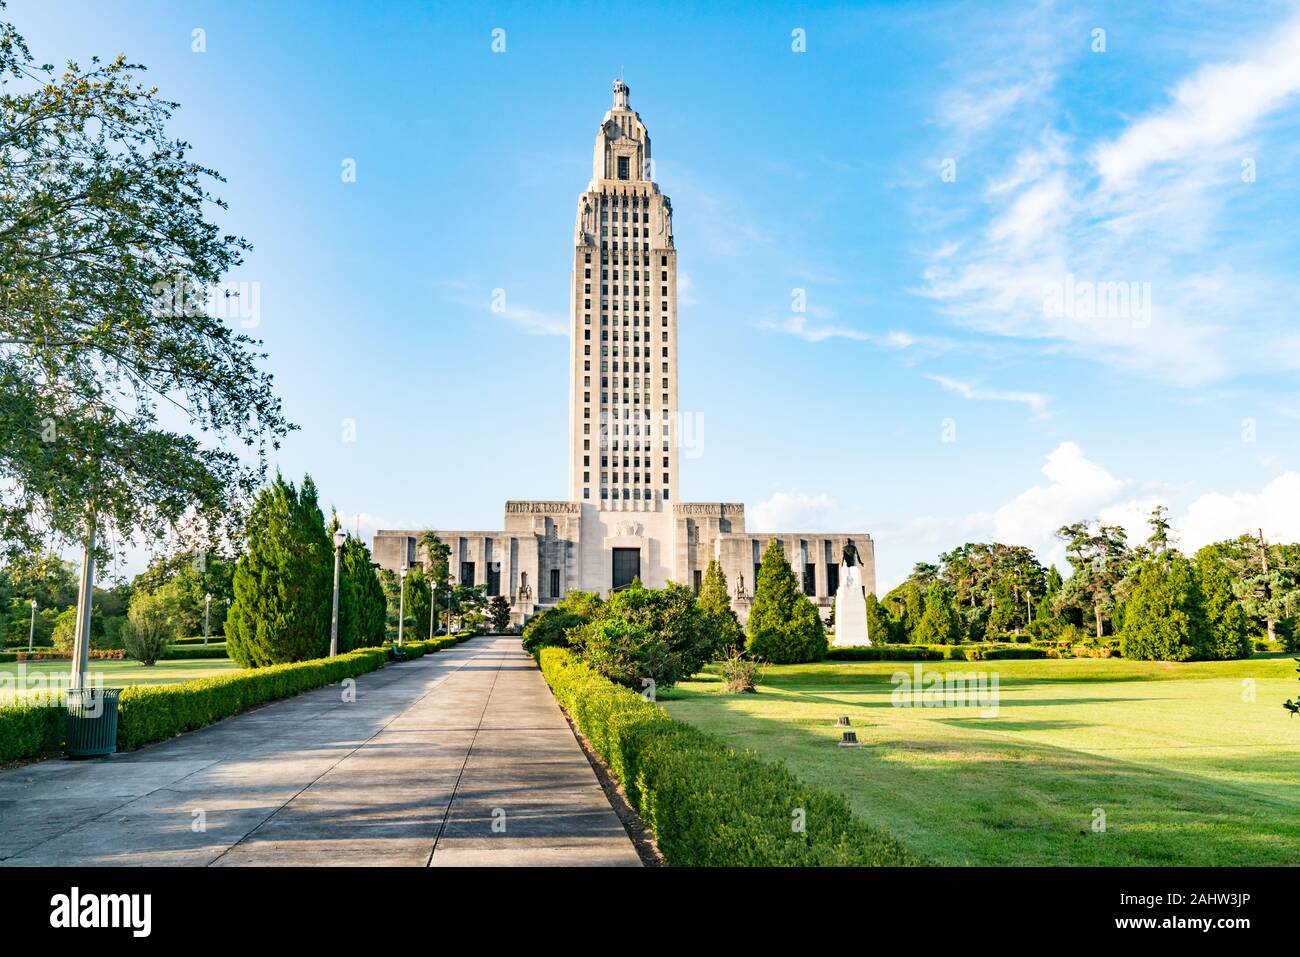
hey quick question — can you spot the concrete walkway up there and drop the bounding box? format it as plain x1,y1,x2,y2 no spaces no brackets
0,637,640,867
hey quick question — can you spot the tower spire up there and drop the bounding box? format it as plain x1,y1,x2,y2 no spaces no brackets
613,76,630,110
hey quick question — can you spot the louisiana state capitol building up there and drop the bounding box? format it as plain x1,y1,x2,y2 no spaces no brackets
374,81,875,625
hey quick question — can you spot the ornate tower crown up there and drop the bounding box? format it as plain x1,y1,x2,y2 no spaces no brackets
591,78,652,187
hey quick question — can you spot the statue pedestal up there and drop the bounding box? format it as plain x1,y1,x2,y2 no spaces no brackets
832,563,870,647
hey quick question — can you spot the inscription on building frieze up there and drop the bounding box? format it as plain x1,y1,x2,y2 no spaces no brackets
673,503,745,516
506,500,581,515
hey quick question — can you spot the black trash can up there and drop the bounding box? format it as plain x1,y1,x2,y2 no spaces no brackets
64,688,121,758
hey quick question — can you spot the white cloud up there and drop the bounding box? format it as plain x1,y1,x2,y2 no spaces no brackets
1182,472,1300,550
920,9,1300,387
494,302,567,337
1094,17,1300,188
873,441,1300,590
760,313,868,343
926,373,1051,419
432,280,566,337
750,491,840,531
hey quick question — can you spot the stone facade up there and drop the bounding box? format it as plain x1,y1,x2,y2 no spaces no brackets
374,81,875,627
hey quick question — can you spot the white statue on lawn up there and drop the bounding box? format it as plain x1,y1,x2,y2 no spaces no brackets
832,539,871,647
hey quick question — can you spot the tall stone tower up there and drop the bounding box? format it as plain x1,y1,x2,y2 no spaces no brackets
568,79,678,513
374,80,875,620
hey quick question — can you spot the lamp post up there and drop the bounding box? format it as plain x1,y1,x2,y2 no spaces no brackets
330,530,346,657
397,566,408,648
203,593,212,645
28,599,36,653
446,573,456,636
434,566,444,642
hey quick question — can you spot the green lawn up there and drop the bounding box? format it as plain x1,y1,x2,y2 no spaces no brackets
662,655,1300,866
0,658,241,704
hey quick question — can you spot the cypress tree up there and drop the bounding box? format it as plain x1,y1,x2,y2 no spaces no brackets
339,535,386,650
913,581,961,645
864,591,892,644
902,580,925,641
747,540,827,663
1119,552,1210,661
226,474,332,667
698,558,743,650
1194,545,1252,660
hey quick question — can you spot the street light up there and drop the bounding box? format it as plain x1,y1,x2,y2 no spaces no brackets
446,573,456,636
28,599,36,653
203,593,212,645
330,530,346,657
397,565,408,648
428,565,437,642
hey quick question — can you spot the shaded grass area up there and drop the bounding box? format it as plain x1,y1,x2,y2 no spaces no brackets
662,656,1300,866
0,658,241,703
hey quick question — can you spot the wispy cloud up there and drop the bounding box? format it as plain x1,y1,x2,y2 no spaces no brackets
918,8,1300,387
432,279,566,337
1094,16,1300,188
925,373,1051,419
760,312,869,343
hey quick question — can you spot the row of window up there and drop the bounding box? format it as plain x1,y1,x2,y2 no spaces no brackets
586,252,671,268
582,362,667,381
595,488,668,501
585,455,671,468
583,268,669,282
584,471,670,485
584,285,670,298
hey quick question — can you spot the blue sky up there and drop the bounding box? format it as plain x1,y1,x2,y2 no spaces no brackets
17,0,1300,588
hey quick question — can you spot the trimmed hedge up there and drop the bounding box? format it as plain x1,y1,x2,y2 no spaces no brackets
981,646,1048,660
537,646,920,867
390,634,468,659
0,695,64,763
161,643,229,660
827,645,942,661
825,644,1048,662
116,646,389,750
174,635,225,646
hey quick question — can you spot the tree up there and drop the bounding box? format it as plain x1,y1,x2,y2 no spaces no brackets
0,16,290,685
337,533,385,651
225,474,331,667
123,581,181,665
1146,505,1173,553
1119,552,1210,661
403,565,433,639
1226,531,1299,646
1056,521,1130,637
575,581,720,690
489,595,511,632
573,617,657,691
747,540,827,663
418,531,451,629
913,581,961,645
697,559,743,650
131,549,233,638
864,591,892,644
1194,543,1252,660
